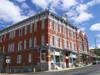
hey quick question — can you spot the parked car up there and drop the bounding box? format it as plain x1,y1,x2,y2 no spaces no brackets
92,61,100,65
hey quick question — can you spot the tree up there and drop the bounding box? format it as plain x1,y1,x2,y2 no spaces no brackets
93,49,100,56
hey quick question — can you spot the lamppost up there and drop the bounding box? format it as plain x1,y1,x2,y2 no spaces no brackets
6,56,11,73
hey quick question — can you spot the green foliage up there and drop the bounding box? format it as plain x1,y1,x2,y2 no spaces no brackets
93,49,100,56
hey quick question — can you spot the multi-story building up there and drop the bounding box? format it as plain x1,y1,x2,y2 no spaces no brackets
0,10,89,73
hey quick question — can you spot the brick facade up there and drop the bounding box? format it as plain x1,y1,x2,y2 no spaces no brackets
0,10,89,73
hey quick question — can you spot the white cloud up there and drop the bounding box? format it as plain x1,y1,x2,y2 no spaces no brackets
90,23,100,31
61,0,77,10
75,12,93,23
21,3,30,9
97,43,100,48
76,4,88,13
32,0,52,9
0,0,27,23
87,0,100,7
32,0,77,12
89,43,100,49
96,34,100,38
66,0,100,24
89,45,95,49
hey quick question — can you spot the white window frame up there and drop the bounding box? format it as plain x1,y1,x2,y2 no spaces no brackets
17,55,22,64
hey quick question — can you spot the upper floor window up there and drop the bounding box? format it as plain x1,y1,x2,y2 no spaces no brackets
59,25,62,33
34,37,37,47
49,35,53,46
3,45,5,53
41,19,45,30
34,22,37,32
0,36,2,43
54,22,58,32
17,55,22,64
0,46,1,53
19,28,23,36
24,40,27,50
18,41,22,51
49,20,53,29
70,42,72,50
8,43,14,52
28,54,32,63
30,24,33,33
29,38,33,48
54,36,58,47
64,39,67,48
9,31,15,39
41,35,45,45
25,26,27,35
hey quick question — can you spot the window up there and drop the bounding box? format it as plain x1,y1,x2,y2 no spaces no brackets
74,43,76,51
64,39,67,48
19,28,23,36
56,23,58,32
28,54,32,63
24,40,27,50
59,25,61,33
30,24,33,33
70,42,72,50
55,56,60,62
41,52,46,62
29,38,33,48
54,23,56,31
3,45,5,53
64,28,66,38
25,26,27,35
49,20,52,29
0,36,2,43
34,37,37,47
9,31,15,39
17,55,22,64
50,35,53,46
41,35,45,45
41,19,45,30
8,43,14,52
0,46,1,53
60,38,62,48
54,36,58,47
34,22,37,32
18,41,22,51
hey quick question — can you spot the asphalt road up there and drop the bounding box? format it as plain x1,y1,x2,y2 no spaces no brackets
25,64,100,75
1,64,100,75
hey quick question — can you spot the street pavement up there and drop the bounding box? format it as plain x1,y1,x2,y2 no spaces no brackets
1,64,100,75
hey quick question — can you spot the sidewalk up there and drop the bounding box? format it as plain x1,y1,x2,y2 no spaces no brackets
0,64,92,75
45,64,91,72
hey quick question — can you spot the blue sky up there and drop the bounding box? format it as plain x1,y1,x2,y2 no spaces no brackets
0,0,100,49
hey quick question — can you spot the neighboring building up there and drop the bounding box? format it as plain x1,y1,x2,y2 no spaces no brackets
0,10,89,73
89,49,100,64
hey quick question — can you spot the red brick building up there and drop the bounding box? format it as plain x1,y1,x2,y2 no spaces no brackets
0,10,89,73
